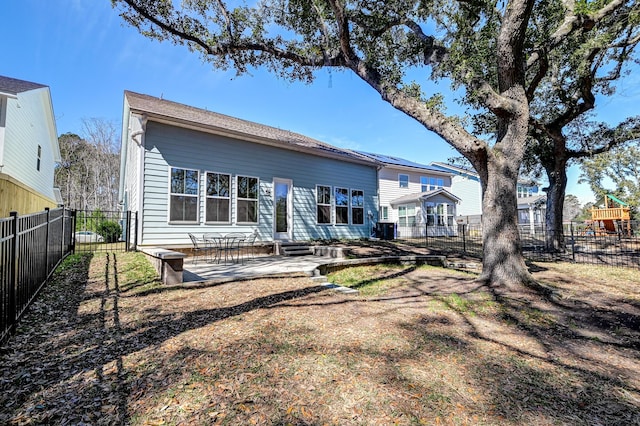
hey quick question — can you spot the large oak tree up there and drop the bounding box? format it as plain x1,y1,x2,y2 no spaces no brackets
111,0,639,293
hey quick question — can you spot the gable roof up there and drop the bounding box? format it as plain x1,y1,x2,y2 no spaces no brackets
357,151,450,174
517,194,546,209
0,75,47,98
124,91,378,166
390,188,461,206
430,161,480,180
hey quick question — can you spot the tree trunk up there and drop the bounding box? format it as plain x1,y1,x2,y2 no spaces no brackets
474,148,538,294
543,155,568,252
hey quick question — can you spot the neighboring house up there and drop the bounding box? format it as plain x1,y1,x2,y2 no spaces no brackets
0,75,61,216
118,91,380,248
431,161,545,230
357,152,460,237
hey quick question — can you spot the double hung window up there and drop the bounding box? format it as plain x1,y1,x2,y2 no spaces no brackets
237,175,259,223
398,204,416,227
399,174,409,188
205,172,230,223
335,187,349,224
170,167,199,222
351,189,364,225
316,185,331,224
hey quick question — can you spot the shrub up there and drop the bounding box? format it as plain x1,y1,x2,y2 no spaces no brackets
96,220,122,243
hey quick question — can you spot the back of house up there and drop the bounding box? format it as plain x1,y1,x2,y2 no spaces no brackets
119,91,380,249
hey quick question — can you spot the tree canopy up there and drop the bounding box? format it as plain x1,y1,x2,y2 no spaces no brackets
112,0,640,291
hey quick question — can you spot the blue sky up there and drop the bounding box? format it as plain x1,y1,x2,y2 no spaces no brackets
4,1,637,205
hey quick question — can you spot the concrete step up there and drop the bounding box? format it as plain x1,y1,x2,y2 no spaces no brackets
281,245,313,256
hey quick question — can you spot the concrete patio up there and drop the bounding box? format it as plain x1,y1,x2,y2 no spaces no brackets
183,254,337,282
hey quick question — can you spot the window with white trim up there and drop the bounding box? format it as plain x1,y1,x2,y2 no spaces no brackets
399,174,409,188
437,203,455,226
236,175,259,223
351,189,364,225
335,187,349,224
380,206,389,221
425,202,436,226
420,176,428,192
169,167,199,222
205,172,230,223
398,204,416,227
37,145,42,171
316,185,331,224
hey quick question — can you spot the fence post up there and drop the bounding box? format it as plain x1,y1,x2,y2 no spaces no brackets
8,211,18,336
133,211,138,250
44,208,50,273
71,210,77,254
126,210,132,252
462,224,467,254
570,221,576,262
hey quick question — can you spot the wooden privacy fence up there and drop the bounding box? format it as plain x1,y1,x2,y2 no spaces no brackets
0,208,75,345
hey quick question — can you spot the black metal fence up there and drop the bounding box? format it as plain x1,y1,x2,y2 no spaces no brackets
73,210,138,253
0,208,138,345
396,221,640,269
0,208,74,344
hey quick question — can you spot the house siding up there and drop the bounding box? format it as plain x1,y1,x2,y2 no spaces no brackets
378,166,452,223
450,174,483,217
0,86,58,215
138,122,377,246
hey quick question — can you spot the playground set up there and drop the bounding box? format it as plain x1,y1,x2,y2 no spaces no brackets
589,194,633,235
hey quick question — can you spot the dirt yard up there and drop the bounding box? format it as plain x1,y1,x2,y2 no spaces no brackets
0,247,638,425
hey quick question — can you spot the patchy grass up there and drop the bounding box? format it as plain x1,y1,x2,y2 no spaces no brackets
1,253,639,425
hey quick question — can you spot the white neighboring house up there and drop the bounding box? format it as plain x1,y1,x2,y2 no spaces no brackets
0,75,61,216
430,161,546,232
357,152,460,237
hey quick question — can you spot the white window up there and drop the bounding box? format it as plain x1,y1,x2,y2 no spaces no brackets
351,189,364,225
425,203,436,226
398,204,416,227
437,203,455,226
335,187,349,224
380,206,389,221
399,174,409,188
316,185,331,224
236,175,259,223
37,145,42,172
169,167,199,222
420,176,428,192
205,172,230,223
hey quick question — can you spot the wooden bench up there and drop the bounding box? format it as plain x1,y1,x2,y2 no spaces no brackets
141,247,187,285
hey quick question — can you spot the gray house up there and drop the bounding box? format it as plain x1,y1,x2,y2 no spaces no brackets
118,91,380,248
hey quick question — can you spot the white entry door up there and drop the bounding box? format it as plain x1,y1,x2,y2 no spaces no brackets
273,178,293,240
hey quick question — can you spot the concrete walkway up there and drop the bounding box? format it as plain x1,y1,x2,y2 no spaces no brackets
183,254,336,282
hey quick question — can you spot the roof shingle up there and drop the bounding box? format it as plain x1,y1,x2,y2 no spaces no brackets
0,75,47,95
125,91,377,165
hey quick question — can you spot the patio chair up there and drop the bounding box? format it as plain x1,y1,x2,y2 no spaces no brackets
188,233,211,265
242,230,259,261
225,232,247,264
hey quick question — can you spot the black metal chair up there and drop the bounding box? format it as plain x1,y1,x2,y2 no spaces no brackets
188,233,210,265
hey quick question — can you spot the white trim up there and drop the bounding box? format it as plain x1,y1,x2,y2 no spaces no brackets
398,173,409,188
315,184,332,225
204,170,232,224
273,177,293,240
334,186,349,225
235,174,260,225
167,165,200,224
350,188,365,226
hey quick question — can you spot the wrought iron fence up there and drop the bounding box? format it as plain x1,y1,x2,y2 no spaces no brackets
0,208,138,345
73,210,138,253
396,221,640,269
0,208,75,344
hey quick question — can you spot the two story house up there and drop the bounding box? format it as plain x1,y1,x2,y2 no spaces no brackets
357,152,460,237
0,75,60,216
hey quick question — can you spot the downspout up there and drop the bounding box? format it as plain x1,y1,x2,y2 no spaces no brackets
0,96,7,173
131,113,147,246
